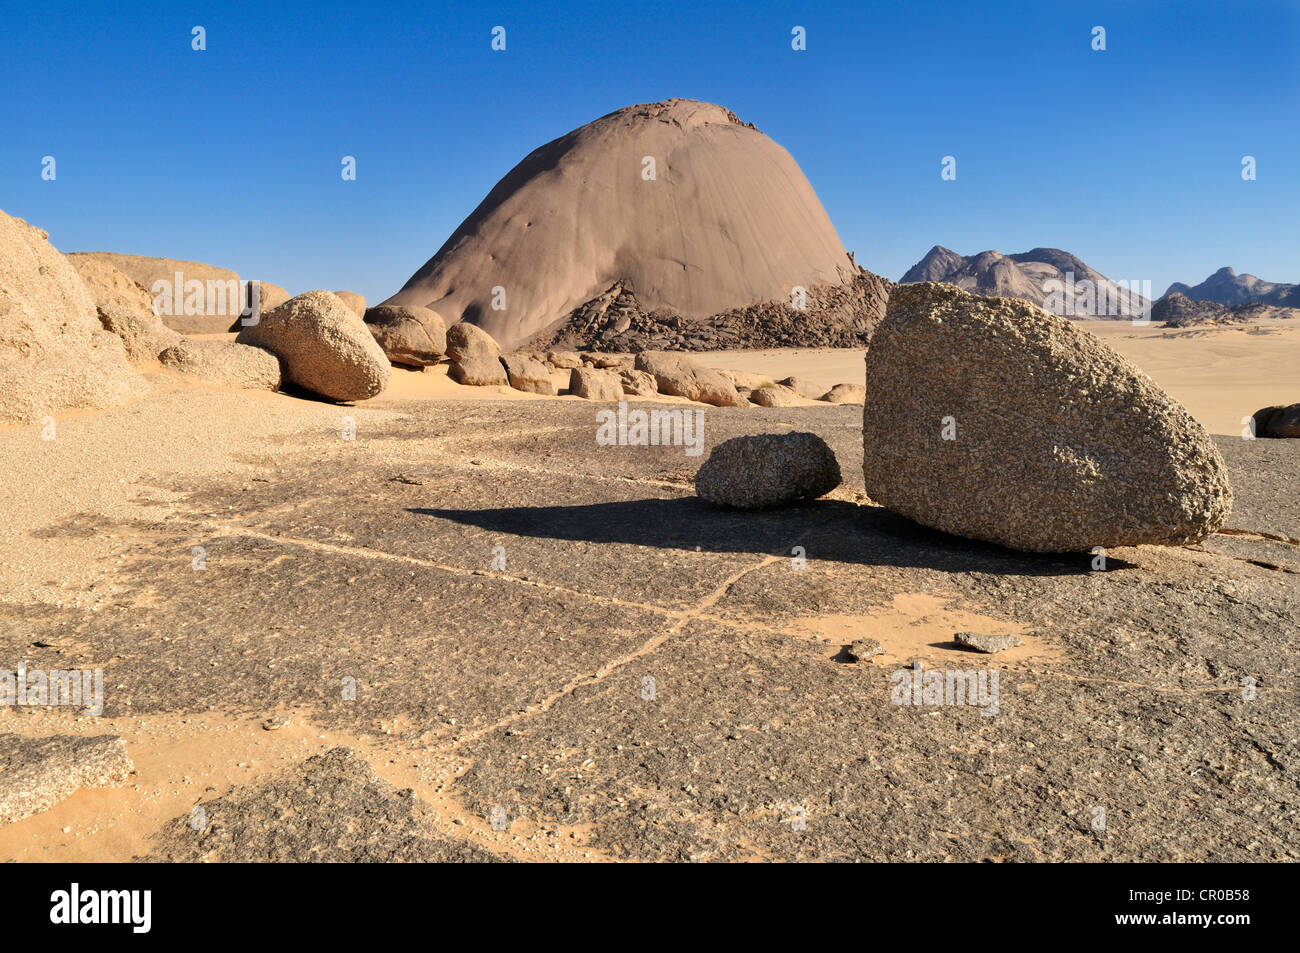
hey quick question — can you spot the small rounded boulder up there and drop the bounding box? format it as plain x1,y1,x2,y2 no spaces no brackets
696,432,842,509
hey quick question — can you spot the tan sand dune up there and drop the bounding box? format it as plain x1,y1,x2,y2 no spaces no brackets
385,99,858,350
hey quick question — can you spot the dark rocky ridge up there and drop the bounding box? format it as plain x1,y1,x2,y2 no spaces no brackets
525,269,890,353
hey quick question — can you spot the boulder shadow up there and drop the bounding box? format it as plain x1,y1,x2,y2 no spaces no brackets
409,498,1130,576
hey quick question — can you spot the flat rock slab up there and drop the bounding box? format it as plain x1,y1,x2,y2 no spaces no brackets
0,734,133,825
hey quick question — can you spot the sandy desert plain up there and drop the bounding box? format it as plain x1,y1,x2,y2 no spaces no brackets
0,312,1297,863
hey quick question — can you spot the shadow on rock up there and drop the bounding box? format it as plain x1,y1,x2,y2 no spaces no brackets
411,498,1128,576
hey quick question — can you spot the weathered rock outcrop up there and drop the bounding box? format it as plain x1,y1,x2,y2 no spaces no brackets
67,251,251,333
0,211,145,423
0,734,133,825
70,254,182,364
501,353,555,395
569,366,622,401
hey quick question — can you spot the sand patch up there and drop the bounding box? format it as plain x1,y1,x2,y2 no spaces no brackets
784,591,1061,666
0,707,613,863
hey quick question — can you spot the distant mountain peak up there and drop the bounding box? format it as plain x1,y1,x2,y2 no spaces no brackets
1159,266,1295,306
899,245,1148,320
899,244,967,284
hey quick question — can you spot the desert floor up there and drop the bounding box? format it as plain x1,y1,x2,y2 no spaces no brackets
0,323,1297,862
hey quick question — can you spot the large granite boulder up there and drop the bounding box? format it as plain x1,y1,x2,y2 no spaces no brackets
633,351,744,407
862,282,1232,552
696,432,841,509
364,304,447,367
249,280,291,314
448,356,508,386
236,290,389,401
619,368,658,397
749,384,801,407
819,382,865,404
446,322,502,362
501,353,555,395
446,322,507,385
569,366,622,401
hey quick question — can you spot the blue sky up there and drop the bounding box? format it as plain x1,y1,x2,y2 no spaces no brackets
2,0,1296,302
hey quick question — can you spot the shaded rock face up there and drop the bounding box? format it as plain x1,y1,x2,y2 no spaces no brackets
1252,404,1300,438
0,734,133,825
70,254,182,365
385,98,866,351
236,290,390,401
862,283,1233,552
569,366,622,401
364,304,447,367
0,211,145,423
501,353,555,395
159,339,282,391
333,290,366,317
696,432,842,509
633,351,744,407
67,251,252,333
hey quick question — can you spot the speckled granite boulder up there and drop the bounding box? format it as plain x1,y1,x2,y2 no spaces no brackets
696,431,841,509
862,282,1232,552
236,290,389,401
